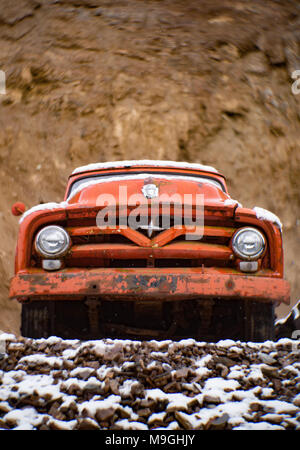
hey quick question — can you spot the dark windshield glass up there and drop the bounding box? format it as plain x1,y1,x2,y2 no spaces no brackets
68,171,225,199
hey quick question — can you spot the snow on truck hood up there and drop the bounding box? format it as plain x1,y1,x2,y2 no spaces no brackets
71,160,219,175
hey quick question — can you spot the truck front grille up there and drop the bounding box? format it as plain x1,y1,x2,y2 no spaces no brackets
61,215,236,269
32,213,237,269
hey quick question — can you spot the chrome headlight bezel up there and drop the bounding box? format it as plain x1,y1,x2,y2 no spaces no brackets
232,227,266,261
35,225,70,258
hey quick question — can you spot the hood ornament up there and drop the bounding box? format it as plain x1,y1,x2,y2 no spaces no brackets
142,183,159,199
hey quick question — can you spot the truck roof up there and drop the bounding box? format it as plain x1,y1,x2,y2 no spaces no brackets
71,160,219,175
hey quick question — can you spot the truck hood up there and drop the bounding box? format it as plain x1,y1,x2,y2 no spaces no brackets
66,173,235,208
19,174,240,225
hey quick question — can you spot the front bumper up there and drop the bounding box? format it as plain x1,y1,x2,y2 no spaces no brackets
9,268,290,304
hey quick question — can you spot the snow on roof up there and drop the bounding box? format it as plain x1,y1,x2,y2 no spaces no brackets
72,160,219,175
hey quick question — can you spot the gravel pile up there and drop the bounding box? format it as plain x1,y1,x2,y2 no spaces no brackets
0,334,300,430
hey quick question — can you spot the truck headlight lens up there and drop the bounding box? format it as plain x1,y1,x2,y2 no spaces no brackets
232,227,265,260
35,226,70,258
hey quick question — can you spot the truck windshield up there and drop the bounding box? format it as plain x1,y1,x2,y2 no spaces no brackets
67,171,225,199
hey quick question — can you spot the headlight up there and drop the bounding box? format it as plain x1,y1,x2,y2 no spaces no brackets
35,226,70,258
232,227,265,260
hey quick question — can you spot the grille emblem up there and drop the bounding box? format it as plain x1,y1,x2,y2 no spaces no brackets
142,184,159,199
139,218,164,238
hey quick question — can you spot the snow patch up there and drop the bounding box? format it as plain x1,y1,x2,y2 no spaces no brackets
19,202,68,224
246,365,266,383
203,377,240,393
18,354,63,369
78,394,121,418
216,339,237,348
3,407,46,430
234,421,284,430
224,199,243,208
253,206,282,230
114,418,148,430
118,380,140,398
1,336,300,430
72,160,218,175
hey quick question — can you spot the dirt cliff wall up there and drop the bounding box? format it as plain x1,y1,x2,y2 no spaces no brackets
0,0,300,333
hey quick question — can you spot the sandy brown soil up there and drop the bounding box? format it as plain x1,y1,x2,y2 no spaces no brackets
0,0,299,334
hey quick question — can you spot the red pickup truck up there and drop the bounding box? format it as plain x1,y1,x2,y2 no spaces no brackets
10,160,290,341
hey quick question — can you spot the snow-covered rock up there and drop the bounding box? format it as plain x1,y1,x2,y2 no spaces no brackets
0,336,299,430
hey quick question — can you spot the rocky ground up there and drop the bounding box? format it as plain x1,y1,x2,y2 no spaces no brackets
1,0,300,334
0,333,299,430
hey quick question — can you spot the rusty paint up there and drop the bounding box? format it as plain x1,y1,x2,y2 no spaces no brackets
9,268,290,304
225,279,235,290
66,241,233,263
